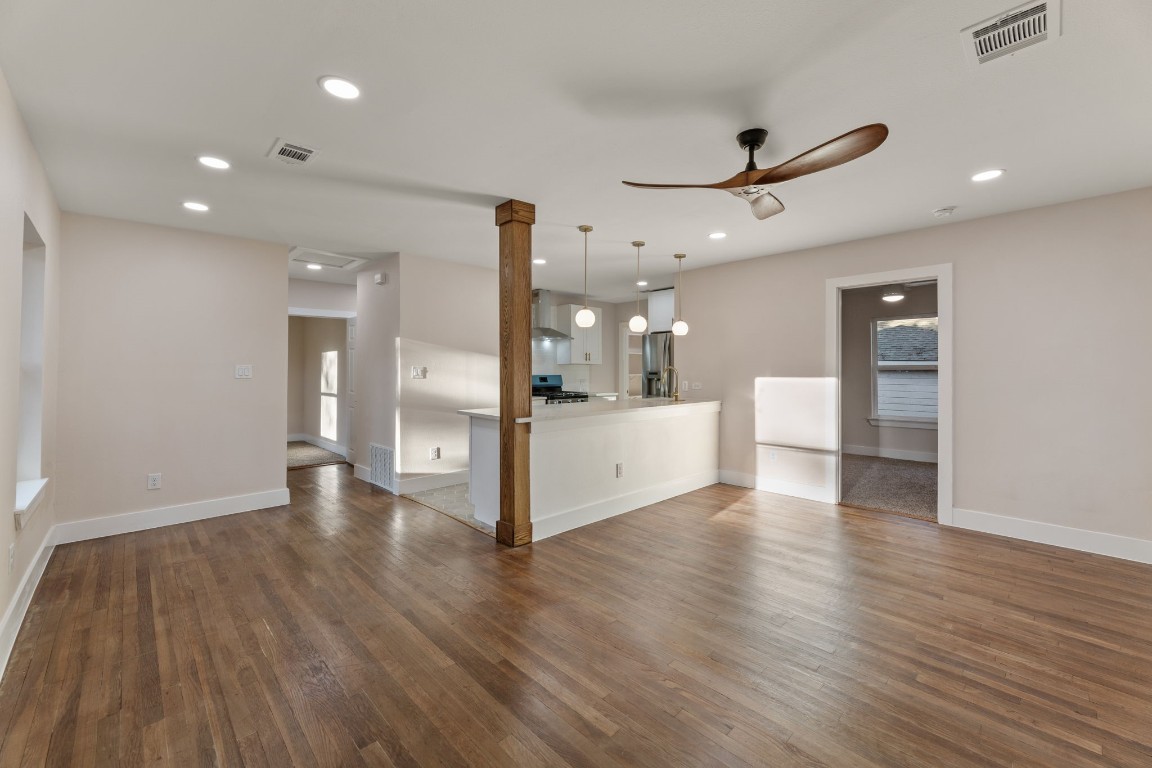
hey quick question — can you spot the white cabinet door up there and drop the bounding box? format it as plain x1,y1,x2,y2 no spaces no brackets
557,305,602,364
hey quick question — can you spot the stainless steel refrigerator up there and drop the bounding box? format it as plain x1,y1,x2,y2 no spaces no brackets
642,331,675,398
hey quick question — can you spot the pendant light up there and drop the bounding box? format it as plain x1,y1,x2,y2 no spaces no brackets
882,287,905,302
628,240,648,333
574,225,596,328
671,253,689,336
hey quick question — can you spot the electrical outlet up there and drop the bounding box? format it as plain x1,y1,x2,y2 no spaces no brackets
234,364,253,379
8,543,14,574
411,366,428,379
768,451,778,462
616,462,623,478
147,472,162,490
429,447,441,460
691,381,702,390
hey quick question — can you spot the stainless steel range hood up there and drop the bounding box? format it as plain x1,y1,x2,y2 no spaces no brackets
532,289,571,340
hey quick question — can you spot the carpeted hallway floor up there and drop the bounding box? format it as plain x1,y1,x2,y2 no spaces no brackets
287,440,346,470
841,453,937,521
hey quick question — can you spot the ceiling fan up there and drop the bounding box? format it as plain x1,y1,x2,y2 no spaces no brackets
622,123,889,220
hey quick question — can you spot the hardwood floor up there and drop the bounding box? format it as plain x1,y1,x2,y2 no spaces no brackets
2,466,1150,767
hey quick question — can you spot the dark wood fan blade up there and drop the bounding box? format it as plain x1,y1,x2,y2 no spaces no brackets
754,124,888,185
622,170,760,190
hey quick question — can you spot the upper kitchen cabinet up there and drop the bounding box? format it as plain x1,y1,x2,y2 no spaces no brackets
557,304,602,364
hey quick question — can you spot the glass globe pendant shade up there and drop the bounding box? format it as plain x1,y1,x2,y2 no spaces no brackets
628,314,648,333
671,319,689,336
574,307,596,328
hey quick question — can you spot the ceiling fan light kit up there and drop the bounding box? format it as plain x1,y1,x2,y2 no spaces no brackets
623,123,889,220
628,240,648,333
574,224,596,328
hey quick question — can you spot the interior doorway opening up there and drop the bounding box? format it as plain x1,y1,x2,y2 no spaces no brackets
839,282,939,520
825,264,953,525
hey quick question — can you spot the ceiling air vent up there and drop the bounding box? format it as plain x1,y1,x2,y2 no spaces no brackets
962,1,1060,66
267,138,318,165
289,247,367,271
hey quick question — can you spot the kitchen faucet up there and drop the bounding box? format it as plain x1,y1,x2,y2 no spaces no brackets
662,366,680,401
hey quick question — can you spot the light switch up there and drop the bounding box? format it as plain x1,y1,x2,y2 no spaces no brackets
235,364,253,379
411,366,428,379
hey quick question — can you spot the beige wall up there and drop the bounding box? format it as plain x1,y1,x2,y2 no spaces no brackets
301,317,348,448
678,187,1152,542
841,283,938,459
287,316,306,435
0,66,62,622
56,214,288,522
288,278,356,313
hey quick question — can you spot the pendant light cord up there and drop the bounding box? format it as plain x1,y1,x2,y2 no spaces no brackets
635,243,642,315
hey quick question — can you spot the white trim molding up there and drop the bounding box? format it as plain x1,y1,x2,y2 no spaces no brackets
288,307,356,319
842,444,938,463
0,538,55,684
826,263,954,526
288,433,348,458
953,508,1152,565
397,470,470,495
51,488,290,546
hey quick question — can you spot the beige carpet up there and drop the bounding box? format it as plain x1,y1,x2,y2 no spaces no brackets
287,441,346,470
841,453,937,521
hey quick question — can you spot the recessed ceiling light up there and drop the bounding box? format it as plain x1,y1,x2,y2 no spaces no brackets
198,155,230,170
319,76,360,99
637,280,648,287
708,232,727,240
306,263,323,270
182,201,209,212
971,169,1004,182
533,258,546,265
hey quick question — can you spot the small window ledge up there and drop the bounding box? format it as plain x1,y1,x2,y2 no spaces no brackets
868,417,938,430
14,478,49,530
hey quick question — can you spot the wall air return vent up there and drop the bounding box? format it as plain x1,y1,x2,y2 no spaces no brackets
962,1,1059,66
369,444,396,493
267,138,318,165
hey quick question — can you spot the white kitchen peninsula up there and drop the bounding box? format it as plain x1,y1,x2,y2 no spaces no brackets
461,399,721,540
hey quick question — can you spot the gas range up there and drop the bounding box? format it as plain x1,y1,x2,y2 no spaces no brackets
531,374,590,404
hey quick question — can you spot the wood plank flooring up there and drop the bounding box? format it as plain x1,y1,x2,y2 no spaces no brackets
2,465,1151,766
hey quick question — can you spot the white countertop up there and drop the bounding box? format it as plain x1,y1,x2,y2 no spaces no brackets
459,398,721,427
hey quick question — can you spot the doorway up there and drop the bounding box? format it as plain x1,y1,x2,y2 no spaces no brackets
286,313,353,470
825,265,953,525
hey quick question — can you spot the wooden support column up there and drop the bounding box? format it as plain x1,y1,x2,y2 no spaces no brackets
495,199,534,546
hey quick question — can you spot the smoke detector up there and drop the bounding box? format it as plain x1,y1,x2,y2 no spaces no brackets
962,1,1060,66
267,138,318,165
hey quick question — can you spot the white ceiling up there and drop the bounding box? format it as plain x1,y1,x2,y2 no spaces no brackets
2,1,1150,298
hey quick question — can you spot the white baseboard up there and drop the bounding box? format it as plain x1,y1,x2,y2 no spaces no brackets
288,433,347,458
397,470,470,495
0,536,55,685
952,508,1152,565
532,470,719,541
718,469,837,504
843,444,938,463
50,488,291,546
353,463,372,483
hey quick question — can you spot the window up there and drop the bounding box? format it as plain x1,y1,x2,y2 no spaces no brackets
320,350,338,442
871,315,938,426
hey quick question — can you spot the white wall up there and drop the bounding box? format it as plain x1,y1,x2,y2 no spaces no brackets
0,65,61,650
679,187,1152,549
352,254,401,472
55,213,289,523
287,316,306,435
288,278,356,314
841,283,938,460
